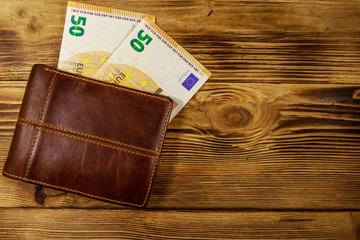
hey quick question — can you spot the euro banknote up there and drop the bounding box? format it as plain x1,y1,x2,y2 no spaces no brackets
58,1,155,78
93,16,211,119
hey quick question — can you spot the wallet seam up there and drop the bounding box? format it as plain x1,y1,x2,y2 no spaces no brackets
17,121,157,159
155,99,171,153
142,99,172,202
18,117,158,155
2,171,144,207
44,67,171,104
24,71,57,180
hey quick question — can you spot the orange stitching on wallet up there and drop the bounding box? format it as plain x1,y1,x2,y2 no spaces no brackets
142,101,172,204
18,117,158,155
2,171,144,207
156,102,172,154
44,67,171,103
24,128,39,179
24,71,57,179
18,121,156,159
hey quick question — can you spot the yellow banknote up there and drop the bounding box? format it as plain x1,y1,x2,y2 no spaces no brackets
93,16,211,119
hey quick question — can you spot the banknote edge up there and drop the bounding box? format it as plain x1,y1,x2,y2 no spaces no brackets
67,1,156,21
143,16,211,77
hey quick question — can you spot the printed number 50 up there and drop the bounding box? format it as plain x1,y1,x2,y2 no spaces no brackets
130,30,153,52
69,15,86,37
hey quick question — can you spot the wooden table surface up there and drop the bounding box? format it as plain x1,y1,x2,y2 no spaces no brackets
1,0,360,239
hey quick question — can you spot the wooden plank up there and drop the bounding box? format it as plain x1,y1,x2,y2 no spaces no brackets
1,0,359,239
0,209,358,239
1,0,360,83
1,82,359,209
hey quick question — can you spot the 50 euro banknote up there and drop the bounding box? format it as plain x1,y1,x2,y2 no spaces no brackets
58,1,155,78
93,16,212,119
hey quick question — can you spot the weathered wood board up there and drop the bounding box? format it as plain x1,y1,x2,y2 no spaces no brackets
1,0,360,239
0,209,359,239
1,82,359,209
1,0,360,84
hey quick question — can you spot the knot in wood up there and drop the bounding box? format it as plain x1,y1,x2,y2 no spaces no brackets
35,185,46,205
17,9,25,17
352,89,360,100
216,106,252,129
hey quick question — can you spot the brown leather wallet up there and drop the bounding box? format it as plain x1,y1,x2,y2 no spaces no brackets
2,64,172,207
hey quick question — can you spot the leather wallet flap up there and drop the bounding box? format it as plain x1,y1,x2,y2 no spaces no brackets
3,64,172,207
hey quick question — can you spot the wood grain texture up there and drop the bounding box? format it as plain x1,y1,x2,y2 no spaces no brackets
1,81,359,209
1,0,360,83
1,0,360,239
0,209,359,239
